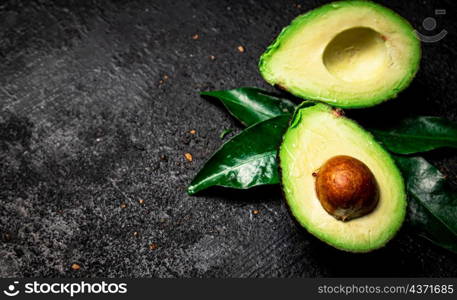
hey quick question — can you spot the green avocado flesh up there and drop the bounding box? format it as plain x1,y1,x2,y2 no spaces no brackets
279,103,406,252
259,1,421,108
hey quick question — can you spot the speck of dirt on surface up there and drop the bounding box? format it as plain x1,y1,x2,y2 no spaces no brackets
237,45,245,53
192,34,199,40
184,153,193,162
189,129,197,134
149,243,158,250
120,203,127,209
2,233,12,242
332,108,345,117
71,263,81,271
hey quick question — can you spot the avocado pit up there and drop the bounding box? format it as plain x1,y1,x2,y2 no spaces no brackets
315,155,379,221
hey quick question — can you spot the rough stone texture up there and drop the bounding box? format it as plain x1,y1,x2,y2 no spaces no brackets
0,0,456,277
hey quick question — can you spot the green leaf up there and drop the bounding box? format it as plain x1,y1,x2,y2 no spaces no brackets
188,115,290,195
370,117,457,154
201,87,295,126
394,155,457,253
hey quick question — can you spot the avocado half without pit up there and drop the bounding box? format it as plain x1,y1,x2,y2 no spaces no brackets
259,0,421,108
279,103,406,252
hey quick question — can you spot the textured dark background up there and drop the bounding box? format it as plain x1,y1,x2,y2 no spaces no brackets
0,0,456,277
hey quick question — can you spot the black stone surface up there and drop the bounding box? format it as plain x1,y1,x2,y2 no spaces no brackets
0,0,456,277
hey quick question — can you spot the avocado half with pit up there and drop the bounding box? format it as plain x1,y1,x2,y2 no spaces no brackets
279,103,406,252
259,1,421,108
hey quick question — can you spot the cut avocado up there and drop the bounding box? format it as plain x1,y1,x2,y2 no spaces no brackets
259,1,421,108
279,103,406,252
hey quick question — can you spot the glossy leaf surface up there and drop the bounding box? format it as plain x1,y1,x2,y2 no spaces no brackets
201,87,295,126
394,155,457,253
371,117,457,154
187,115,290,195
